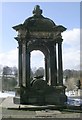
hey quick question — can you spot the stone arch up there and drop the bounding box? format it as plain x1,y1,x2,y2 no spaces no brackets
27,41,50,84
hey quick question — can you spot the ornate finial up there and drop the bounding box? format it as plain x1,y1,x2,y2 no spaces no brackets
33,5,42,17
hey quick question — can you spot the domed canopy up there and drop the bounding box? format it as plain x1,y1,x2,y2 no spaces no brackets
12,5,66,39
23,5,56,31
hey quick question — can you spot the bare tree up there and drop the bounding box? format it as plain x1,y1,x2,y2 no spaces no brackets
3,66,12,76
34,67,44,77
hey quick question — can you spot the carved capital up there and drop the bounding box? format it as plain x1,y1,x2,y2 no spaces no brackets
17,28,28,39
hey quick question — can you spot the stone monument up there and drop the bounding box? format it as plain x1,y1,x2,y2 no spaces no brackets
13,5,67,105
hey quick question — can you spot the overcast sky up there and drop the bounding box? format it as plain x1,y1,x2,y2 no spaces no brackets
0,2,80,70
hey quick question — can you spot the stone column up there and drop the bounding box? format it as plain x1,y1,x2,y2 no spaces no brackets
58,41,63,86
18,41,22,87
22,42,26,86
45,57,49,83
54,43,57,85
50,44,57,86
26,43,30,88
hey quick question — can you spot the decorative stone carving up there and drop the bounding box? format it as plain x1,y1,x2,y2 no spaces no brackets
13,5,67,106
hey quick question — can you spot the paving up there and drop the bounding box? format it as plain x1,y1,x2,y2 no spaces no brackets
0,97,82,119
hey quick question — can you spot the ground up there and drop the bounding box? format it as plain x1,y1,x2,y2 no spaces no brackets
0,97,82,120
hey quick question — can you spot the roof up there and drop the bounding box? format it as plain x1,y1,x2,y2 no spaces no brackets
23,5,56,31
13,5,66,33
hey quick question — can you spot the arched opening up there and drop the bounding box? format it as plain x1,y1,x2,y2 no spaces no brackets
30,50,45,79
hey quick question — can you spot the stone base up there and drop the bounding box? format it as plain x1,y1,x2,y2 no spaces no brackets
13,96,20,104
24,94,67,106
13,86,67,106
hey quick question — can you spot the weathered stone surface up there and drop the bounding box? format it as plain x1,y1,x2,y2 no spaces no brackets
13,5,67,106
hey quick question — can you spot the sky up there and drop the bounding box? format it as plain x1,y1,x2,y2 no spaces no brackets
0,2,80,70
